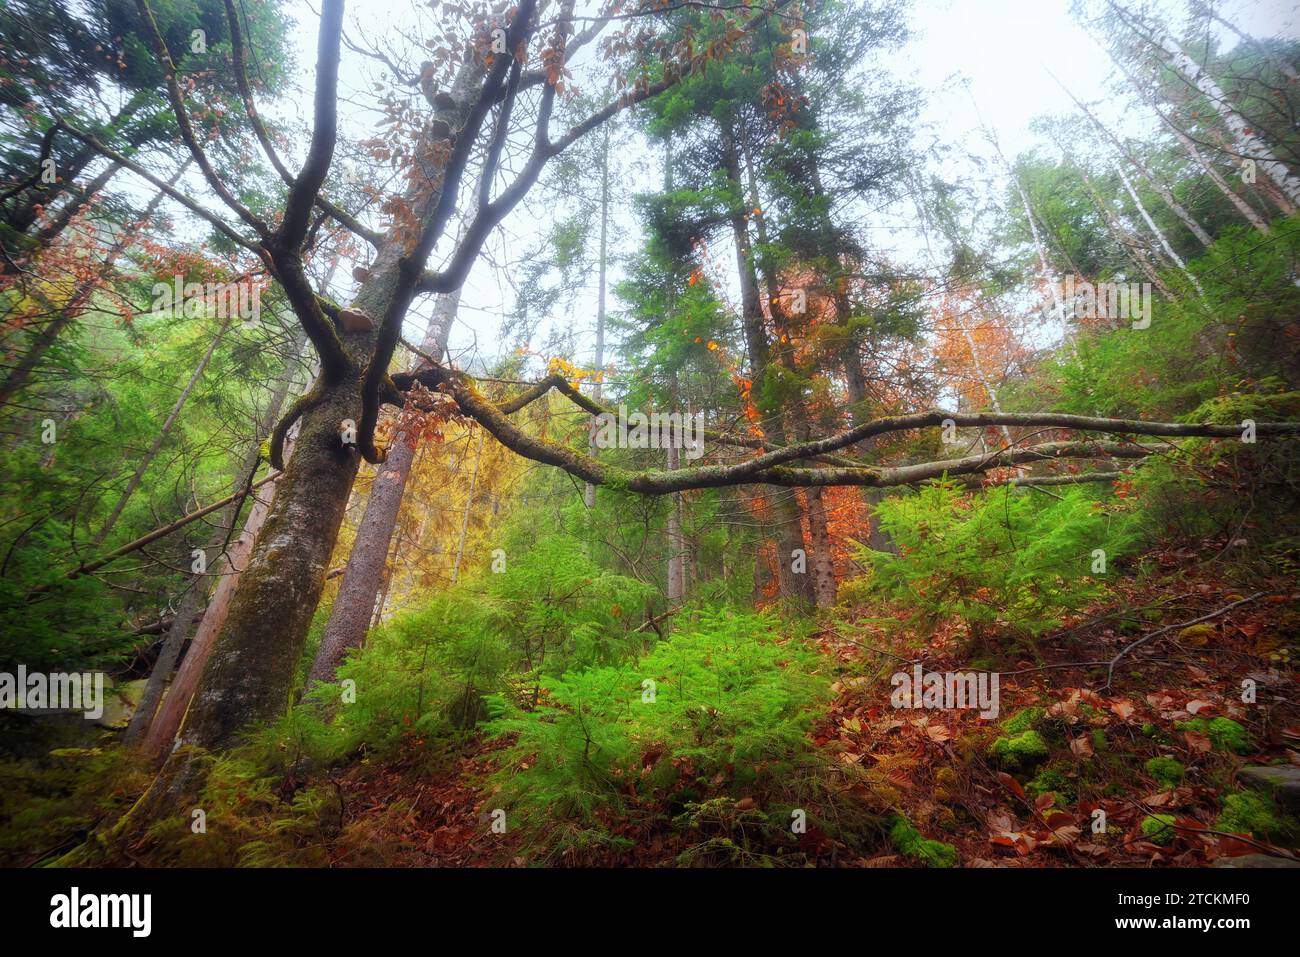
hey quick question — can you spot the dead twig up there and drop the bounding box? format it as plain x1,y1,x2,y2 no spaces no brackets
1100,592,1266,692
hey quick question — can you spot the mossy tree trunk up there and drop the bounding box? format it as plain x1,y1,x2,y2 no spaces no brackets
179,377,365,748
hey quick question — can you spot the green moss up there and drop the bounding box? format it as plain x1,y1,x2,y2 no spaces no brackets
933,766,958,803
1216,792,1298,842
1144,757,1186,789
601,467,634,492
989,729,1050,770
1176,717,1251,754
1091,728,1108,752
1141,813,1177,846
1002,707,1043,736
1026,763,1077,803
1140,722,1157,737
887,815,957,868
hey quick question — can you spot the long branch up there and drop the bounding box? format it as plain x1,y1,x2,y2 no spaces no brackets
28,474,281,595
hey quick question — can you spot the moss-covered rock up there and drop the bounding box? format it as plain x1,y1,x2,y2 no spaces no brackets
1239,765,1300,812
1144,756,1186,789
1141,813,1177,846
989,729,1050,770
1216,792,1299,843
888,815,957,868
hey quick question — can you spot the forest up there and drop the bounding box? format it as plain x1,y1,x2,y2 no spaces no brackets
0,0,1299,886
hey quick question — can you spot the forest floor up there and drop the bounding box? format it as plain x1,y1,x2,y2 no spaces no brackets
314,552,1300,868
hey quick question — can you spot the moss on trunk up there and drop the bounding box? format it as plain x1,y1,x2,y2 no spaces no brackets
180,378,364,750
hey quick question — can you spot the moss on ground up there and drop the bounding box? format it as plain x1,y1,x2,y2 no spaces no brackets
888,815,957,867
1144,756,1185,789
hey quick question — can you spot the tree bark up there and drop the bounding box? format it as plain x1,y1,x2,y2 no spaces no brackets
1055,69,1215,248
1115,161,1206,296
1198,114,1296,216
138,330,308,756
28,161,123,253
450,425,485,586
1057,145,1173,297
666,442,686,602
584,124,610,511
1110,54,1271,234
1141,13,1300,207
740,131,834,605
720,120,812,607
178,379,363,747
306,289,461,687
123,575,206,747
804,488,837,607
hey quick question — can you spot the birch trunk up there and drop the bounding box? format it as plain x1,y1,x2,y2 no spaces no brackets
1052,68,1214,247
1110,54,1271,234
1148,19,1300,207
1116,162,1206,296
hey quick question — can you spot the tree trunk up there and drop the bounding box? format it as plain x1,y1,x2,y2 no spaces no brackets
28,160,123,253
138,330,308,756
123,576,206,747
1057,70,1215,248
1146,17,1300,207
1110,55,1271,234
1115,161,1206,296
1198,116,1296,216
666,442,686,602
739,131,834,605
720,122,812,607
306,430,414,687
169,52,491,751
1164,113,1271,234
306,290,462,687
804,488,837,607
178,378,364,748
450,426,485,586
1059,147,1173,297
584,124,610,511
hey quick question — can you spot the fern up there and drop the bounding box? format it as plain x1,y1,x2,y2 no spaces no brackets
856,482,1135,640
